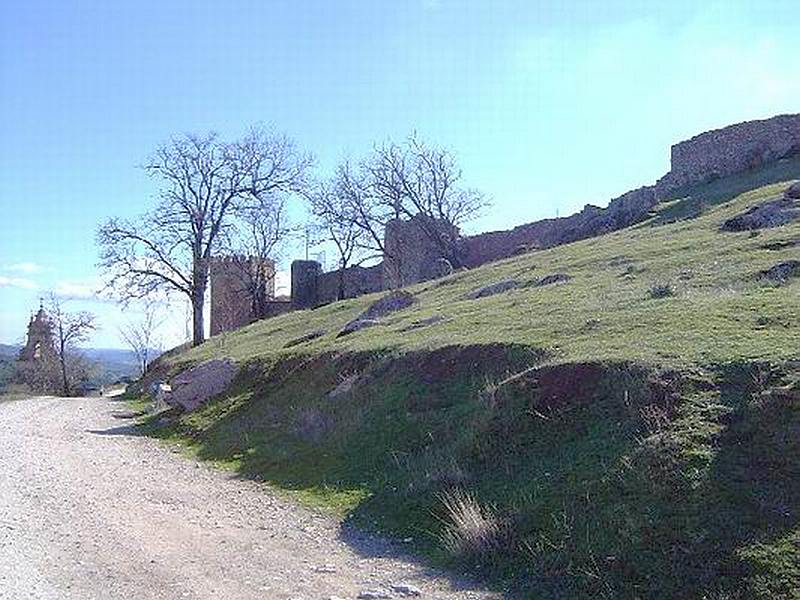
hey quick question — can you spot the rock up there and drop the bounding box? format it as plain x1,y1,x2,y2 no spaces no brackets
338,291,416,337
785,181,800,199
111,410,146,419
283,329,325,348
313,563,337,573
721,197,800,231
168,359,237,412
358,590,393,600
390,582,422,596
327,373,359,399
466,279,519,299
399,315,444,332
535,273,572,286
759,260,800,284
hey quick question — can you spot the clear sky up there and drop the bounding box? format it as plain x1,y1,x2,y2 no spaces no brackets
1,0,798,348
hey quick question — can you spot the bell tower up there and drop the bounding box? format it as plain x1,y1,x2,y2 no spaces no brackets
18,300,56,363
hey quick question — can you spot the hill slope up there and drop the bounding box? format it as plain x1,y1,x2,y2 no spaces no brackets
144,166,800,598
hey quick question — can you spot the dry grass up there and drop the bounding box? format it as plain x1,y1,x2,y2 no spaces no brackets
437,488,503,561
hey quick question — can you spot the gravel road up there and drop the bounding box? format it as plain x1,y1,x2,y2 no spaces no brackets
0,396,500,600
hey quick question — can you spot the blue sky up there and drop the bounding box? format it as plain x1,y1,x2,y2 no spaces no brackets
1,0,798,348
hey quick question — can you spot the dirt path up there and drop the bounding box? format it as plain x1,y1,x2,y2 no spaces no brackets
0,396,500,600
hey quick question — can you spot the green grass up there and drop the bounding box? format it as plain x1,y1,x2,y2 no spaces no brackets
144,168,800,598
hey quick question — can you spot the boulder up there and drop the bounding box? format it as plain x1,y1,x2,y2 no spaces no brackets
400,315,445,332
168,359,237,412
535,273,572,287
338,291,416,337
721,197,800,231
785,181,800,199
759,260,800,285
466,279,519,300
283,329,325,348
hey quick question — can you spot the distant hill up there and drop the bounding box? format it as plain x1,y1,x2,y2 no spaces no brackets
0,344,160,389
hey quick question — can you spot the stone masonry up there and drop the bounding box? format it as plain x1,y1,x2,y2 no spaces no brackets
655,114,800,196
209,256,275,336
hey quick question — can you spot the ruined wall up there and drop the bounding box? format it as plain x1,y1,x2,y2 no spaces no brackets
317,264,383,305
210,256,275,336
383,216,459,288
461,185,657,267
656,114,800,196
291,260,322,309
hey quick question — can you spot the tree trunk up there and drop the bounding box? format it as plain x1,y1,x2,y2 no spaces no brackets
59,345,69,397
337,268,346,301
191,292,205,346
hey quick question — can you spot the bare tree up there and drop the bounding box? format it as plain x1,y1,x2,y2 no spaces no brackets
46,294,97,396
222,196,292,319
97,127,313,346
364,134,487,268
119,300,163,377
307,180,371,300
313,136,487,276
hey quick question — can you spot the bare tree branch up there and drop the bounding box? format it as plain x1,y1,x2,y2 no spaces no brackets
98,127,313,345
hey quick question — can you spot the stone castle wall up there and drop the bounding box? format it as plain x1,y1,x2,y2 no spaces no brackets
383,217,459,288
209,113,799,335
317,264,383,305
656,114,800,196
210,256,275,336
460,185,657,266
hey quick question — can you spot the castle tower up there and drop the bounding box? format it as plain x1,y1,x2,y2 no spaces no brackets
18,302,56,362
209,256,276,336
290,260,322,309
383,215,460,289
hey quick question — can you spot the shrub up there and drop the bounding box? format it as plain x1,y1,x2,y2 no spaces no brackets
648,282,675,299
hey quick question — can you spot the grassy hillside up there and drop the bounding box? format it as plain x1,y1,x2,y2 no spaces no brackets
142,166,800,598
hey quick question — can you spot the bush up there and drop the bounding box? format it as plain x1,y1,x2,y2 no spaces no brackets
648,282,675,299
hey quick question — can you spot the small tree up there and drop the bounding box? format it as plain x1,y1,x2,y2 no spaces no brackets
314,136,487,276
222,196,292,319
46,294,97,396
98,127,312,346
307,179,371,300
119,299,163,377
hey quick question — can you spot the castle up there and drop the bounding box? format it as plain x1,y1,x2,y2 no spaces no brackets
209,113,800,334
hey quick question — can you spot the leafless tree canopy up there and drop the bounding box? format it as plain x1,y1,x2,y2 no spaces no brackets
97,127,312,346
221,196,293,318
307,179,370,300
119,300,163,377
309,134,487,269
46,293,97,396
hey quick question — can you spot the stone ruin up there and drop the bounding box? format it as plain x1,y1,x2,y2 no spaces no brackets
209,256,279,336
208,113,800,335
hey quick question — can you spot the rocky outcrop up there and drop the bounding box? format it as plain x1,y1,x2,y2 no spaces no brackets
721,197,800,231
785,181,800,199
338,291,416,337
760,261,800,285
167,359,238,412
465,280,519,300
